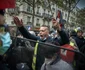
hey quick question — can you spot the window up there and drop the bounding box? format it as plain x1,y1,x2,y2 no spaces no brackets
52,4,55,11
53,3,55,7
27,5,30,11
48,11,50,14
8,7,19,15
8,9,14,13
14,7,19,14
62,12,64,17
52,7,55,11
27,16,31,22
44,9,46,13
27,16,31,24
11,21,14,24
65,14,67,19
52,13,54,16
37,7,40,14
48,21,50,24
27,5,32,12
36,18,39,23
36,18,40,26
43,19,45,25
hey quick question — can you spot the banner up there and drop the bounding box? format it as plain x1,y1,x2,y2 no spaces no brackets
0,0,16,9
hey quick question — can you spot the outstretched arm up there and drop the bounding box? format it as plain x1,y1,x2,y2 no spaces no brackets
13,16,39,40
52,18,69,45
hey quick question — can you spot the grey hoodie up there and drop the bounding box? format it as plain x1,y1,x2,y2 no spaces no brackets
41,58,73,70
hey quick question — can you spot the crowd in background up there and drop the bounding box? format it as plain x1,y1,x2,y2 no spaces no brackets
0,9,85,70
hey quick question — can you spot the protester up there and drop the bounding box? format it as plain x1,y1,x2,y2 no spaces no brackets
69,30,79,50
13,16,69,70
0,9,11,70
0,9,11,56
74,29,85,50
40,43,74,70
73,29,85,70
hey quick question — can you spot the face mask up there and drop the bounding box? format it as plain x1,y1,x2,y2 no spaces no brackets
40,37,47,41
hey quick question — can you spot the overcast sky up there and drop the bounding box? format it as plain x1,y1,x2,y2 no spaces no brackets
77,0,85,9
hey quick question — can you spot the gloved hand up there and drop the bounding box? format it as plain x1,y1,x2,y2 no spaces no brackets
13,16,23,27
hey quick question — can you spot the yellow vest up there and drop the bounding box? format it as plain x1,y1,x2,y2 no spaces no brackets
32,40,39,70
70,41,74,46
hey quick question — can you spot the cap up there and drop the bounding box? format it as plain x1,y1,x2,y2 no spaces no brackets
0,9,5,16
77,29,83,33
70,30,77,36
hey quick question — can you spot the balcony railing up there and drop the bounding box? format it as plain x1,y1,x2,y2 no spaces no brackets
36,12,41,16
27,21,32,25
8,8,19,15
36,23,40,27
42,13,53,21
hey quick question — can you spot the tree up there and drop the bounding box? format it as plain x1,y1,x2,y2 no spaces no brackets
16,0,32,6
15,0,78,28
76,8,85,26
63,0,80,29
65,0,76,23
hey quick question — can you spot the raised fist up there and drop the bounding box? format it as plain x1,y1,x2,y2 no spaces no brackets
13,16,23,27
52,18,61,31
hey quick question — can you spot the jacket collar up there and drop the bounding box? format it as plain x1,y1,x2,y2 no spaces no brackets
50,55,61,65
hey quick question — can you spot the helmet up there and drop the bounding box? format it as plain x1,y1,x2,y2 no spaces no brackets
77,29,83,33
70,30,77,36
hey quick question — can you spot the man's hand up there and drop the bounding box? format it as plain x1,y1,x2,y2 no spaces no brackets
52,18,61,31
13,16,23,27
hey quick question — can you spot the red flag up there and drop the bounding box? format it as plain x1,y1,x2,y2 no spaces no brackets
0,0,16,9
56,10,64,29
56,10,62,24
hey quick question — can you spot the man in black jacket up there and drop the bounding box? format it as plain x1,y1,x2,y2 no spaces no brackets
73,29,85,70
74,29,85,50
13,17,69,70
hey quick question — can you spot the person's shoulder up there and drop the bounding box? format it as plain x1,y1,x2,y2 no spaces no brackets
49,36,53,39
58,59,73,70
47,36,53,41
51,59,73,70
73,36,78,40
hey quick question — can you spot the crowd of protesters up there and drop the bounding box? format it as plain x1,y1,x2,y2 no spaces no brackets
0,9,85,70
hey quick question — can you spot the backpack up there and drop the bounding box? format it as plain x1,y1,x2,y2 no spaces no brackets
60,44,75,63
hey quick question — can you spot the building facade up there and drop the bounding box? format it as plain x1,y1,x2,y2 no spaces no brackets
5,1,78,32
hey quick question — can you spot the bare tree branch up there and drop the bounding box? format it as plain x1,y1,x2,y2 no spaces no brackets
71,0,81,11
